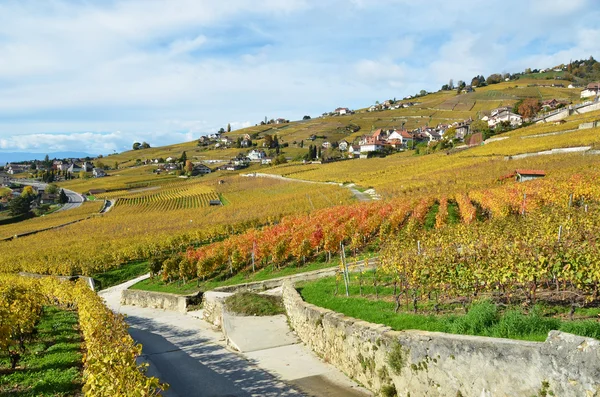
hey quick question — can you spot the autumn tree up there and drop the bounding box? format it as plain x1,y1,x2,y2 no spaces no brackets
517,98,541,119
185,160,194,173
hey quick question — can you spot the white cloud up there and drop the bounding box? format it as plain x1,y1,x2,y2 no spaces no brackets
0,0,599,155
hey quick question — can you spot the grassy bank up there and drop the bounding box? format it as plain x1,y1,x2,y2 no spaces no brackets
93,260,149,290
299,277,600,342
129,252,378,294
0,306,83,396
225,292,285,316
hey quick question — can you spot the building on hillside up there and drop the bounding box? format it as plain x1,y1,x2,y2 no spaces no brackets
338,140,349,151
192,164,212,176
67,163,83,174
515,169,545,182
6,164,28,174
248,149,267,161
334,107,351,115
348,145,361,158
92,168,106,178
487,110,523,128
453,120,472,139
275,118,288,124
321,141,331,149
359,140,385,153
82,162,94,172
0,172,10,186
581,83,600,98
40,193,57,205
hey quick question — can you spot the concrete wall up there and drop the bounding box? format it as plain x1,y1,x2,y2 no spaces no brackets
121,289,193,313
282,280,600,397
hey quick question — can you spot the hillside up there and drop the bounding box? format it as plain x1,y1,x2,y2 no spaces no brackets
103,78,588,168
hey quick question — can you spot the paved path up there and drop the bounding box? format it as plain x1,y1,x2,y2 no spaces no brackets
241,173,379,201
100,276,371,397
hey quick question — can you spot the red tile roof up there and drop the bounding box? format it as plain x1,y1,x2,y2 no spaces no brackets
515,169,546,176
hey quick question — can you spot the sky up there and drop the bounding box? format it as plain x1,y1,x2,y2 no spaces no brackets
0,0,599,157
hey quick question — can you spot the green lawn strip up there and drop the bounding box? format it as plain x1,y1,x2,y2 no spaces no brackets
93,260,149,290
447,201,460,224
298,277,600,342
218,193,230,206
129,251,379,295
224,292,285,316
0,306,83,396
424,202,439,230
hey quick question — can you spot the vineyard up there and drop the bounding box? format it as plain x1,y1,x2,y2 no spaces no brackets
150,171,600,313
0,201,105,240
0,176,355,276
0,275,165,396
97,181,221,212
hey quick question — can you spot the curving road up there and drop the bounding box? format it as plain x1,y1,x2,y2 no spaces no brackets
12,179,85,212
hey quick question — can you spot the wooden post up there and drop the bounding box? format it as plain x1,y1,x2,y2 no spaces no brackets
252,242,256,272
417,240,421,255
558,225,563,243
340,243,349,297
522,193,526,215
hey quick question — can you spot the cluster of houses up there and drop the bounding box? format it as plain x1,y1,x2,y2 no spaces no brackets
4,161,107,178
368,101,417,112
197,132,254,149
216,150,273,171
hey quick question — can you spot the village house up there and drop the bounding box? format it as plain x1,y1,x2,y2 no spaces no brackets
0,172,10,186
275,118,288,124
334,107,351,115
92,168,106,178
516,169,545,182
40,193,57,205
192,164,212,176
453,120,472,139
248,149,267,161
348,145,361,157
321,141,331,149
261,158,273,165
487,110,523,128
338,140,349,151
581,82,600,98
67,163,83,174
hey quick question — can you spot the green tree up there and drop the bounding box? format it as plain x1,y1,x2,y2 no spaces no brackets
132,142,141,150
8,195,31,216
141,142,151,149
180,151,187,163
46,184,59,194
58,189,69,204
227,123,231,133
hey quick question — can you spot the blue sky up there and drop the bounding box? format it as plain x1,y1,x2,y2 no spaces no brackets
0,0,599,156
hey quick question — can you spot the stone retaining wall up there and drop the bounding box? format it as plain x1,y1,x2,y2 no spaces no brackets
121,289,195,313
202,291,230,327
282,280,600,397
213,259,377,294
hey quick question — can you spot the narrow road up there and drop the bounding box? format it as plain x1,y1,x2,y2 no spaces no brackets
241,173,379,201
13,179,85,212
99,276,306,397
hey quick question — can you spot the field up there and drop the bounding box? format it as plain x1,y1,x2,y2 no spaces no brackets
0,175,355,276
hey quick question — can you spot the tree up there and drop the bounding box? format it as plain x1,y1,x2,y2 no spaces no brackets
419,89,427,96
470,119,489,135
180,151,187,163
443,127,457,141
185,160,193,173
263,134,273,148
8,196,31,216
449,79,454,89
22,186,35,198
517,98,541,119
486,74,503,85
302,115,311,120
58,189,69,204
227,123,231,133
218,128,225,134
78,170,86,179
46,184,59,194
273,154,287,165
43,154,52,170
141,142,151,149
132,142,141,150
471,76,481,87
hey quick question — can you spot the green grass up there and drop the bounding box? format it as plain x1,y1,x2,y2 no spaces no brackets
129,251,378,294
424,202,439,230
224,292,285,316
447,201,460,224
299,277,600,342
0,306,83,396
93,260,149,290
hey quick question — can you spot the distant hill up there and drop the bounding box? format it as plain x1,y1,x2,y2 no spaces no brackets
0,151,94,164
103,77,586,168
